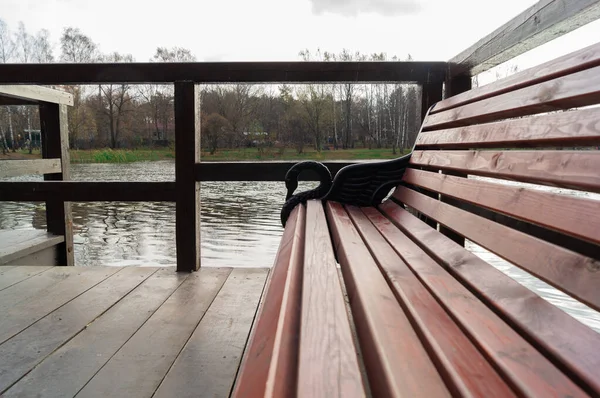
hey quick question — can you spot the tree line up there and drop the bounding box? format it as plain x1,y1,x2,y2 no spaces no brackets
0,19,422,155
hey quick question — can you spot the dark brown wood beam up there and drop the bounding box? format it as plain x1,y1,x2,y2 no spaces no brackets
174,82,201,272
449,0,600,77
0,182,177,202
0,62,447,84
195,161,356,181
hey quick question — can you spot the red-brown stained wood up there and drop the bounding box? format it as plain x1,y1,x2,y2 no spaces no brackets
342,205,516,398
326,202,451,398
379,201,600,395
424,65,600,130
416,107,600,149
402,168,600,245
393,186,600,311
265,205,305,398
365,204,590,397
232,205,304,398
297,200,365,398
410,150,600,192
436,41,600,113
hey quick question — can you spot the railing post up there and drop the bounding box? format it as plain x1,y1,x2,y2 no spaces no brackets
438,73,473,246
39,102,74,266
418,81,443,229
174,82,201,272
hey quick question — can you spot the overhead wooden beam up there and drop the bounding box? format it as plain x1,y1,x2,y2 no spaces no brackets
0,62,447,84
195,161,356,181
0,85,74,106
0,159,62,178
0,182,177,201
449,0,600,77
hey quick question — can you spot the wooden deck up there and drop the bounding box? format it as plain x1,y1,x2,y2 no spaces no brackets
0,265,269,398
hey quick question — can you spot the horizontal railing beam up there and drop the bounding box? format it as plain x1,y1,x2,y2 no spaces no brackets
0,182,176,201
0,159,62,178
195,161,358,181
0,62,447,84
449,0,600,77
0,85,74,106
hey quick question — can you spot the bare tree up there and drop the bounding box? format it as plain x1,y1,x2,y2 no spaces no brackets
60,27,97,63
32,29,55,63
99,53,136,148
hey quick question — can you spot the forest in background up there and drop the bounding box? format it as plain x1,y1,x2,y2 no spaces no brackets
0,19,422,157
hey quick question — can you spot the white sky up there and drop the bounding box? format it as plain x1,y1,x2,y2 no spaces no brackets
2,0,600,81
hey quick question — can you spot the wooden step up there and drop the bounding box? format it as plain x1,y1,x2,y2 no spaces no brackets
0,230,64,266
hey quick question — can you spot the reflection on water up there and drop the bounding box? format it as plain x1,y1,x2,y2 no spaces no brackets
0,161,598,332
0,162,315,268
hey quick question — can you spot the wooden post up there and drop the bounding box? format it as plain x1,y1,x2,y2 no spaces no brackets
39,102,74,266
438,74,473,246
418,81,443,229
174,82,201,272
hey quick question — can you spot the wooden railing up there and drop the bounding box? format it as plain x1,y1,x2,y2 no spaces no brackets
1,0,599,272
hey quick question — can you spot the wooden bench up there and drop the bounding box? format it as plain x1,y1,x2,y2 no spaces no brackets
233,43,600,397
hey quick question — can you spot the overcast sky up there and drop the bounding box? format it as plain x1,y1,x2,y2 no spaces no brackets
2,0,600,79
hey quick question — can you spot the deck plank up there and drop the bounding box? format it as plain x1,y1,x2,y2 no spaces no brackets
0,266,122,344
76,267,232,398
0,229,64,265
3,268,189,398
0,267,157,393
154,268,269,398
0,265,53,291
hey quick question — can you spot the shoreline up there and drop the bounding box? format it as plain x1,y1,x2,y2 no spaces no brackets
1,147,407,163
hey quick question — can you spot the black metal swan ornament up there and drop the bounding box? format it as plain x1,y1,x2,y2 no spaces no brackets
280,161,332,227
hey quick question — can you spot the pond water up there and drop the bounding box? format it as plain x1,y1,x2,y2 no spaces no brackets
1,160,599,332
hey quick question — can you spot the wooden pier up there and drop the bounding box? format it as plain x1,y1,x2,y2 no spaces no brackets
0,265,268,397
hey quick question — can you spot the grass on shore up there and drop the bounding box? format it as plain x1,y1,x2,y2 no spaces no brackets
1,147,408,163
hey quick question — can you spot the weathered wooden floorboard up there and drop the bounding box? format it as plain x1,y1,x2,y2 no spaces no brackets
3,268,188,398
298,201,365,398
326,202,451,398
0,267,122,344
154,268,268,398
0,229,64,265
76,267,231,398
0,267,157,394
0,265,53,291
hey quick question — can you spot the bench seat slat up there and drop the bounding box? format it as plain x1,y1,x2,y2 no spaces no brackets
232,206,304,398
379,201,600,395
402,169,600,245
433,42,600,114
424,65,600,130
298,200,365,398
362,205,589,398
416,107,600,149
411,150,600,192
326,202,451,398
340,204,516,398
266,205,305,397
394,186,600,311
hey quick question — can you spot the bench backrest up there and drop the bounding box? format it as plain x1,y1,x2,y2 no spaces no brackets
397,42,600,312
